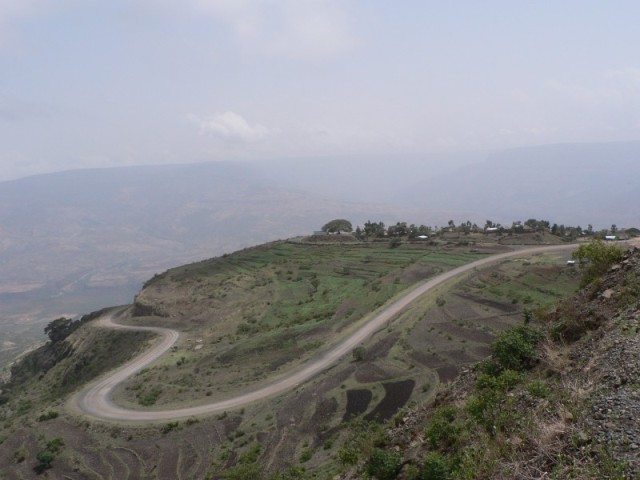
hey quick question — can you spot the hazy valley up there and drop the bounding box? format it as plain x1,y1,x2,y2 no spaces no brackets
1,142,639,369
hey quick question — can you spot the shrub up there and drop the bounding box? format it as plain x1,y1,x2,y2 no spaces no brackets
572,239,624,287
338,446,359,465
420,451,453,480
34,450,55,473
424,406,462,451
14,447,27,463
137,387,162,406
527,380,551,399
238,443,261,464
46,438,64,453
367,448,402,480
617,272,640,309
221,463,263,480
467,370,523,434
160,421,179,434
300,449,313,463
16,399,32,415
352,346,366,361
491,325,542,372
37,410,59,422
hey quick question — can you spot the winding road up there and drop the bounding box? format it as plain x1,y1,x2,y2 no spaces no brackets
72,243,579,422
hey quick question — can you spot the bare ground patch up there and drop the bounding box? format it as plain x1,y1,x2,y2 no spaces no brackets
343,389,373,421
454,292,520,313
364,379,415,422
436,365,460,383
435,322,495,344
355,363,393,383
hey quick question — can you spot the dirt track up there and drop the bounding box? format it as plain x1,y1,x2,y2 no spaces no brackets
71,244,580,422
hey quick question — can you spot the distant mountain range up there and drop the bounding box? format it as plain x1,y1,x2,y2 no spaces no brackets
0,161,418,345
0,141,638,363
404,142,640,228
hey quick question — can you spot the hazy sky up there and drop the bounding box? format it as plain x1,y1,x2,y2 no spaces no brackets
1,1,640,181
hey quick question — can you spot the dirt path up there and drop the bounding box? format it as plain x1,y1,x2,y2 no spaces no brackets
71,244,579,422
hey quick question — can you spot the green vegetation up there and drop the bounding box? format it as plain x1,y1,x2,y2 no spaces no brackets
334,320,588,478
37,410,59,422
5,318,154,404
126,240,487,406
34,438,64,474
367,448,402,480
321,219,353,233
488,325,542,372
572,238,625,286
352,346,366,361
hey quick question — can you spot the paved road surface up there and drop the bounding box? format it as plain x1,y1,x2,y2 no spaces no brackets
72,244,579,422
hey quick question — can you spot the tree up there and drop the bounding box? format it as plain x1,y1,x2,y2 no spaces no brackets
44,317,76,343
572,239,625,286
321,219,353,234
387,222,408,237
363,220,385,238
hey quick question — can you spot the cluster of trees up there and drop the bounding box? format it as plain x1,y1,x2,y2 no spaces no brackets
354,221,432,240
320,219,432,240
321,218,631,241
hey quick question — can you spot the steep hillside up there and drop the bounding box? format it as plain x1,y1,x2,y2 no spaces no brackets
334,246,640,479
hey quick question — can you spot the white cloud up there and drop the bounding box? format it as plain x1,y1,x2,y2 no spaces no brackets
189,111,273,143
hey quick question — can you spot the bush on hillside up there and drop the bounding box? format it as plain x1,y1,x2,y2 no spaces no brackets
490,325,542,372
572,239,624,287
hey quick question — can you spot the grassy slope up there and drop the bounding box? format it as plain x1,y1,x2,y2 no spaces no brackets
119,239,488,408
0,235,580,479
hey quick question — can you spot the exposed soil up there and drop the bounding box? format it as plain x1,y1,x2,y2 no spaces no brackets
354,363,393,383
435,321,495,343
343,389,373,421
435,365,460,383
454,292,520,313
364,379,415,422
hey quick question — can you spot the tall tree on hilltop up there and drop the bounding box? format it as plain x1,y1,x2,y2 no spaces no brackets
321,219,353,233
